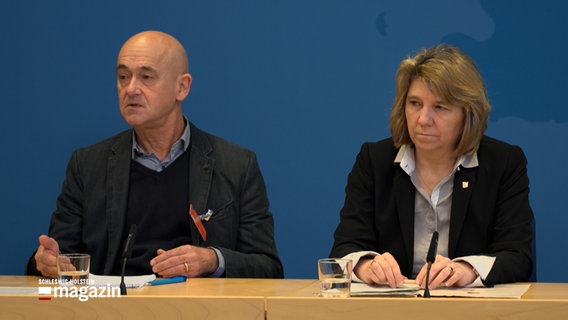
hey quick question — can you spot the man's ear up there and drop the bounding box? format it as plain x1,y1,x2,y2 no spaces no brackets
177,73,192,101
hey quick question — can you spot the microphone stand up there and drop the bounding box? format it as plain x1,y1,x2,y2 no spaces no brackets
424,261,433,298
120,257,128,295
424,231,439,299
120,224,137,296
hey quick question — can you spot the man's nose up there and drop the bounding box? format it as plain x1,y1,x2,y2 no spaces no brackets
125,77,141,95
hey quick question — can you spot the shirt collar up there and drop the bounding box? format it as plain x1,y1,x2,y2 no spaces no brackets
131,117,191,158
394,144,479,176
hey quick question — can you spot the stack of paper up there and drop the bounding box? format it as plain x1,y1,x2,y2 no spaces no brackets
350,282,531,298
351,282,420,296
89,274,156,288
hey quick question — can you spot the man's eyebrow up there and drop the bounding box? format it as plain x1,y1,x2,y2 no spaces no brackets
139,65,157,73
116,64,157,73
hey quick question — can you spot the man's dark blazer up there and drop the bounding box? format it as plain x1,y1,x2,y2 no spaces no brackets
330,136,534,286
27,122,283,278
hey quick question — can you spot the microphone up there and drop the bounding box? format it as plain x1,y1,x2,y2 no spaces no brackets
120,224,137,295
424,231,439,298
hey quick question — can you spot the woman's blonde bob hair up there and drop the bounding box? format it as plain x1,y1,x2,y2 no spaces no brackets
389,44,491,156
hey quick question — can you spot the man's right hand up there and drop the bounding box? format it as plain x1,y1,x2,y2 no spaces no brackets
35,235,60,278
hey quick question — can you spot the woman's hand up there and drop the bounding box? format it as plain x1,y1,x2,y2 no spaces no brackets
415,255,477,289
354,252,406,288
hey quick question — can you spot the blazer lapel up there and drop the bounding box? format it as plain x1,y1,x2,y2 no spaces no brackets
448,167,476,257
188,123,214,245
103,131,132,274
393,168,415,274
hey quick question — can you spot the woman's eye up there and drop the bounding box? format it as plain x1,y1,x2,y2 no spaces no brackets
408,100,420,107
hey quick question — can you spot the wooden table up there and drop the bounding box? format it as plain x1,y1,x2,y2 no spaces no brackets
0,276,314,320
1,276,567,320
267,281,568,320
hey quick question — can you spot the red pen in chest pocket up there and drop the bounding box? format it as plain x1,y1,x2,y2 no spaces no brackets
189,204,207,241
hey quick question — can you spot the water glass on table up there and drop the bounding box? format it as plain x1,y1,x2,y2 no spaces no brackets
318,258,352,298
57,253,90,286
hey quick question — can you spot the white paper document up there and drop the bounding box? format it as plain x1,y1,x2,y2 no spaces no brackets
351,282,531,298
0,286,39,294
429,283,531,298
351,282,421,296
89,274,156,288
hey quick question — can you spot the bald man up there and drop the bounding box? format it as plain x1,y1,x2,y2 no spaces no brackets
27,31,283,279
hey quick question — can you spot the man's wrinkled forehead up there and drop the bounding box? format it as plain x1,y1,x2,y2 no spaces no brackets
118,34,186,73
116,63,158,75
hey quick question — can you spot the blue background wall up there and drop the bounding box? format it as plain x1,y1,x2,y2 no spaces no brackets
1,1,566,281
